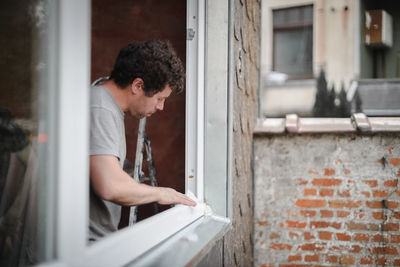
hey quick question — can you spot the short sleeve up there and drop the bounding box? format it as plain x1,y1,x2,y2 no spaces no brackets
90,107,121,159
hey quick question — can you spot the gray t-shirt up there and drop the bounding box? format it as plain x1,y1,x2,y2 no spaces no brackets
89,85,126,242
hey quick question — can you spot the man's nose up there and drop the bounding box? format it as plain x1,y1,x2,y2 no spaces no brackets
156,101,164,111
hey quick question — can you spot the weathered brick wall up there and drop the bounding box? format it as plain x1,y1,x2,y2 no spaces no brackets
222,0,260,266
254,134,400,267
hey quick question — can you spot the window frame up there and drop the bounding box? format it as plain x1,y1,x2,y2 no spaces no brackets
37,0,233,266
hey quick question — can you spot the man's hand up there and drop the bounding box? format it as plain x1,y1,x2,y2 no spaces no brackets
156,187,197,207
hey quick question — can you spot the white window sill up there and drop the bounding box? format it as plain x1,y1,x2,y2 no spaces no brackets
126,215,231,267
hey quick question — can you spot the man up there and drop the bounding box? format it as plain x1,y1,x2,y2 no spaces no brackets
89,40,196,242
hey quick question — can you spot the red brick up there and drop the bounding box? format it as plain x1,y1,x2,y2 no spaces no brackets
376,257,387,265
303,188,317,196
387,201,399,209
324,255,338,263
318,231,333,240
280,265,309,267
288,254,302,262
371,246,398,254
384,179,398,187
337,190,351,197
398,169,400,177
258,221,268,226
270,243,292,250
329,200,362,209
346,222,368,230
393,212,400,219
336,233,351,241
372,212,385,220
359,256,373,264
363,179,378,187
303,232,315,240
392,234,400,243
298,243,325,251
311,221,341,230
394,259,400,266
361,191,371,197
390,158,400,166
373,190,390,198
354,233,370,242
320,210,333,218
324,168,335,176
383,222,399,231
349,245,362,253
344,168,351,175
300,210,316,217
337,211,350,218
297,178,308,185
368,223,380,231
340,255,355,265
366,200,399,209
312,178,342,186
397,190,400,197
295,199,326,208
304,254,319,262
269,232,280,239
286,220,307,229
320,189,334,197
308,169,319,175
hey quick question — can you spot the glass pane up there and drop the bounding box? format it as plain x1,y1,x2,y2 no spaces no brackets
273,9,285,26
287,7,300,24
0,0,56,265
273,27,313,78
303,5,313,23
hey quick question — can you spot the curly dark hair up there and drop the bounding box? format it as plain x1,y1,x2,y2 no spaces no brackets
109,40,185,96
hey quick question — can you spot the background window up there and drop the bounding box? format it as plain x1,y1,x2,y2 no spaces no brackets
273,5,313,79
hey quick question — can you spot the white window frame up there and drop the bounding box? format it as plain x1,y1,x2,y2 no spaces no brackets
40,0,213,266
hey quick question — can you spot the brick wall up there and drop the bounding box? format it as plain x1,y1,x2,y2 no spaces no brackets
254,134,400,266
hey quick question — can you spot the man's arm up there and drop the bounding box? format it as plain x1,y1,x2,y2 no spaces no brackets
90,155,196,207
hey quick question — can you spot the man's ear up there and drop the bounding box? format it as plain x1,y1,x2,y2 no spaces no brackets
131,78,144,95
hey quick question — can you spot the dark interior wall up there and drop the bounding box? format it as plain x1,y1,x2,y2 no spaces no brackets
0,0,35,119
91,0,186,221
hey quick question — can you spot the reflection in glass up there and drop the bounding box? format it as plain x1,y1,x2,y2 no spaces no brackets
0,0,55,265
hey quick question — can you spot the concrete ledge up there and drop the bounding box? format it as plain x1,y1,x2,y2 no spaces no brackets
254,113,400,134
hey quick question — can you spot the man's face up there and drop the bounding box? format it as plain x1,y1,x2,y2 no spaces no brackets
129,85,172,119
